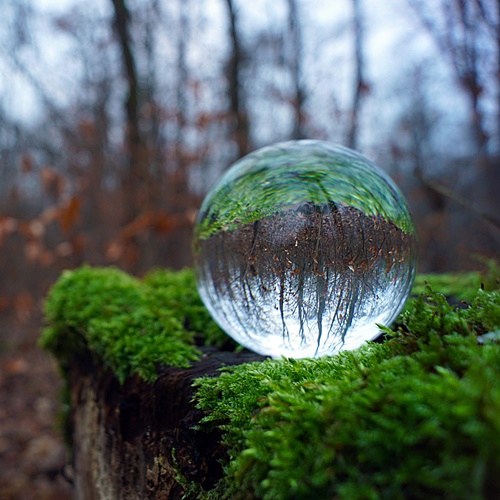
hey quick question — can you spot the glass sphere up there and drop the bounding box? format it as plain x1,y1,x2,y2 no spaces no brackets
193,140,417,358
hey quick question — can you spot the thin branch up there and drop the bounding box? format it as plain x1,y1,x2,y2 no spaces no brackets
2,47,77,141
415,169,500,230
407,0,489,150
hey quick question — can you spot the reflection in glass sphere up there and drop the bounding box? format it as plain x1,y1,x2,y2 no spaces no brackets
193,140,417,358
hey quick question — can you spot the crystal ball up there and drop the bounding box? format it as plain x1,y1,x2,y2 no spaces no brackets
193,140,417,358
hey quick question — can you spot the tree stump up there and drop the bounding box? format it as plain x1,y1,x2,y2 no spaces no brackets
68,346,264,499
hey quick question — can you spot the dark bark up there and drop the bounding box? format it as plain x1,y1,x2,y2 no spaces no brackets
69,346,264,499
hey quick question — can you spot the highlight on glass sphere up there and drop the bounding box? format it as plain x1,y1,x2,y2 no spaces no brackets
193,140,417,358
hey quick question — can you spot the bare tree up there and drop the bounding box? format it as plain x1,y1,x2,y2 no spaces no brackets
142,0,164,181
347,0,368,150
110,0,146,216
408,0,498,153
287,0,307,139
175,0,189,180
224,0,250,158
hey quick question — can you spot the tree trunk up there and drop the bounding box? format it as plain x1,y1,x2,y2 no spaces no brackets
225,0,250,159
287,0,306,140
69,347,264,499
110,0,148,271
111,0,142,187
347,0,366,150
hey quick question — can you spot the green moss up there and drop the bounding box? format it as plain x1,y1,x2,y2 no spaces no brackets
410,260,500,303
40,266,225,383
41,263,500,498
143,268,232,349
411,272,483,303
194,271,500,499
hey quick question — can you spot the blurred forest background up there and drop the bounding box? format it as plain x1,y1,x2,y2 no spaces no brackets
0,0,499,497
1,0,500,329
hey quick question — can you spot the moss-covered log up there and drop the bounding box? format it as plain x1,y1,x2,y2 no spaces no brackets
41,264,500,499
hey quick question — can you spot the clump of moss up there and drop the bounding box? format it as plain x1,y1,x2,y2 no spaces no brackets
411,271,482,304
40,266,225,383
410,260,499,303
194,276,500,499
143,268,232,348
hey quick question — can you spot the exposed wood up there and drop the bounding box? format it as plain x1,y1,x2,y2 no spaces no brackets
69,347,264,499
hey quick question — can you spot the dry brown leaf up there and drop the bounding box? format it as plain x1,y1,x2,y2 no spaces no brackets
57,196,81,234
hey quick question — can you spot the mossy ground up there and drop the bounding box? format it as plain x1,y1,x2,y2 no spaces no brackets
41,263,500,499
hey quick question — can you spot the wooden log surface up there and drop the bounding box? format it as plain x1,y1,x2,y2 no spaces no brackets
69,346,264,499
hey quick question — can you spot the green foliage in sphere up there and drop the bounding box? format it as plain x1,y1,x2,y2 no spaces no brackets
195,141,416,240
